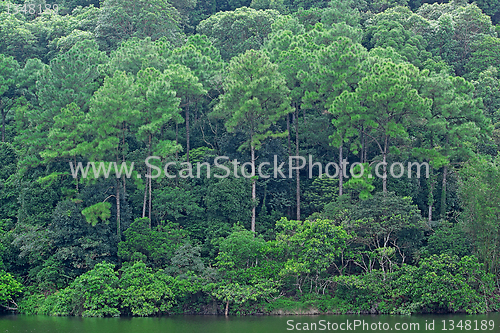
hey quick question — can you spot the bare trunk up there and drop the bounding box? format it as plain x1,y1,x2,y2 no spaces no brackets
287,112,292,219
363,134,367,164
1,110,5,142
116,179,121,240
295,106,300,220
382,153,387,193
339,145,343,196
427,166,436,223
251,144,256,232
175,122,178,161
296,166,300,220
440,165,447,219
142,178,148,218
186,103,190,163
148,170,152,227
148,133,152,227
360,131,365,163
225,299,229,316
287,113,291,155
122,129,126,195
383,137,388,193
74,156,79,192
0,303,18,311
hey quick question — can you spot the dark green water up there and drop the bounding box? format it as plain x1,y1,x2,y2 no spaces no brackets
1,313,500,333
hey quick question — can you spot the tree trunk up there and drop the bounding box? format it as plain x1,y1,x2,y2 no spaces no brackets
287,113,291,155
339,145,343,196
360,130,366,164
363,130,367,164
142,134,153,228
382,137,388,193
440,165,448,219
295,106,300,220
225,299,229,316
74,156,79,192
148,133,152,227
122,127,126,195
148,169,152,227
186,103,190,163
428,168,435,223
0,303,18,311
251,143,256,232
364,147,367,164
142,178,148,218
287,112,292,219
116,179,121,240
1,109,5,142
382,152,387,193
175,122,178,161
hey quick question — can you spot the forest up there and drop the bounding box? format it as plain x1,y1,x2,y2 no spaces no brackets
1,0,500,317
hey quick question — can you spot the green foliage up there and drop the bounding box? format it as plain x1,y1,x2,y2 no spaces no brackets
153,185,203,223
321,0,361,28
473,67,500,123
343,162,375,199
466,35,500,80
303,176,339,213
118,218,189,268
167,34,223,90
212,49,292,151
81,202,112,226
40,262,121,317
474,0,500,23
320,192,427,276
165,242,206,277
334,254,498,315
302,36,367,111
198,7,280,60
48,199,118,277
37,39,107,115
331,61,432,192
3,0,500,318
204,176,253,228
0,143,18,221
424,221,472,258
0,270,23,310
207,278,278,314
0,53,19,142
101,37,167,76
164,63,206,107
95,0,183,51
391,255,498,314
250,0,286,12
134,66,183,144
71,262,120,317
41,102,86,162
216,225,266,271
418,1,496,77
0,12,37,63
119,261,174,316
459,155,500,275
274,217,350,292
0,54,18,97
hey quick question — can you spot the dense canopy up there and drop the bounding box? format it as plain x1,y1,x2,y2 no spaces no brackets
1,0,500,316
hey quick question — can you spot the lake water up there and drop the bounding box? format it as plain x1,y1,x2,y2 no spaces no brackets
1,313,500,332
